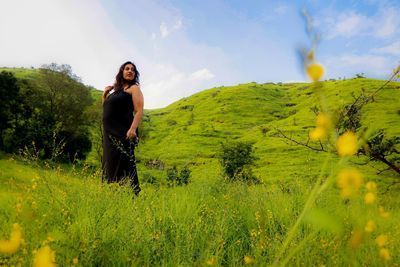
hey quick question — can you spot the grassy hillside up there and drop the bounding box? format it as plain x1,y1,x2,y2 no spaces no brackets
136,78,400,184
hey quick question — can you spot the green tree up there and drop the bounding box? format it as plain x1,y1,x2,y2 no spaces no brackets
34,64,93,161
1,64,94,161
0,71,20,149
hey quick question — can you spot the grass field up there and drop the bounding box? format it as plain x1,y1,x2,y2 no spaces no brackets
1,68,399,265
0,153,398,266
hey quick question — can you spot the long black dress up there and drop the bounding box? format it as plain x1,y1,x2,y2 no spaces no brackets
102,89,140,194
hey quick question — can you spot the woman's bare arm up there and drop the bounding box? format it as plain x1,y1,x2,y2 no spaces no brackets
126,85,144,139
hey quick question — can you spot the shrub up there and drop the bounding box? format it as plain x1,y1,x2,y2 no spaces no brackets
219,141,259,183
166,165,191,186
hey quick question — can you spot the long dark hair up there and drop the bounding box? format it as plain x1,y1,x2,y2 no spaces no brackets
114,61,140,91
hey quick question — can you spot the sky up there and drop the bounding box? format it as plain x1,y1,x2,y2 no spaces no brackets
1,0,399,109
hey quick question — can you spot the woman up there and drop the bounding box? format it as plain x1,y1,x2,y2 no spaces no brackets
102,61,144,195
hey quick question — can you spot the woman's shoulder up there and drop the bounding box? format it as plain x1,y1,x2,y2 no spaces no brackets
126,84,141,93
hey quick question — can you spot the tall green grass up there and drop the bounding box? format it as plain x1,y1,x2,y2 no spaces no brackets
0,156,398,266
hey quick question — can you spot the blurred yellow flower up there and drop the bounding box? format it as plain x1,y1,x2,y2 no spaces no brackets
364,220,376,233
309,127,326,140
379,248,391,261
365,181,377,192
336,131,358,157
349,230,363,249
72,257,78,265
244,255,255,265
364,192,376,204
316,113,331,129
375,235,388,247
378,206,390,218
33,245,57,267
0,223,22,254
206,258,216,266
336,168,364,199
309,113,332,140
307,63,325,81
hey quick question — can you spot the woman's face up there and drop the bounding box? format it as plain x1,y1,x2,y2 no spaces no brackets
123,64,136,81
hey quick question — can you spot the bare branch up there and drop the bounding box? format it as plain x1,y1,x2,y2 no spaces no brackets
274,128,327,152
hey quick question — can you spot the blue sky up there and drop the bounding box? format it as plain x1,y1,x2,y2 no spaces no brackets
1,0,399,108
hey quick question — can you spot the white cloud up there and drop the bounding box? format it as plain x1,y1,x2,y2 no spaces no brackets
273,5,289,16
143,65,215,108
0,0,135,89
335,14,364,37
327,12,367,39
373,9,398,38
189,68,215,81
156,19,182,39
324,6,400,39
338,54,387,69
173,19,182,30
325,53,391,78
372,41,400,56
160,22,169,38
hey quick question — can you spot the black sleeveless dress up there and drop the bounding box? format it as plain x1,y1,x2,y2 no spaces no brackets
102,89,140,194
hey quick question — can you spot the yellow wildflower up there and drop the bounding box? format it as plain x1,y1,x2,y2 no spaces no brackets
206,258,216,266
307,63,325,81
72,258,78,265
309,127,326,140
364,220,376,233
310,113,332,140
33,245,57,267
0,223,22,254
378,206,390,218
244,255,255,265
316,113,331,129
336,131,358,157
349,230,363,249
365,181,377,192
364,192,376,204
336,168,364,199
375,235,388,247
379,248,391,261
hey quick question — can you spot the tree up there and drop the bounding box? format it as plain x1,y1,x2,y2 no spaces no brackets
34,64,93,161
0,64,94,162
0,71,20,149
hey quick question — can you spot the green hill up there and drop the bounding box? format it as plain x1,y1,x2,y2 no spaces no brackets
137,78,400,183
2,67,398,182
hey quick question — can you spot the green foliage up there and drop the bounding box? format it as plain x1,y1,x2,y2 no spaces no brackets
336,89,372,134
0,71,20,149
219,141,259,183
166,165,191,186
335,89,400,175
0,65,94,162
360,130,400,174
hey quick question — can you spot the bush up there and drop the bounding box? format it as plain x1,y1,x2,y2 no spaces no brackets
219,141,259,183
166,165,191,186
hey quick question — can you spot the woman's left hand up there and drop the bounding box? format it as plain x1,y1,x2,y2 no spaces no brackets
126,128,137,139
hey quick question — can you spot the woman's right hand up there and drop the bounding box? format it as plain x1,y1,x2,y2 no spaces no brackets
102,86,114,102
104,85,113,95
